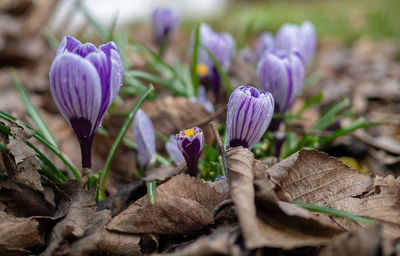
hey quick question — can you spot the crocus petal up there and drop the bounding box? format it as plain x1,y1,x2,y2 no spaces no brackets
176,127,204,176
287,52,306,107
257,52,290,113
55,36,81,57
226,86,274,150
256,32,275,60
166,135,185,164
133,109,156,170
299,21,316,64
72,42,98,58
49,53,102,137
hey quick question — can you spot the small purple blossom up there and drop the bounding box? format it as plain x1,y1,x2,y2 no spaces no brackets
133,109,156,170
195,23,235,102
176,127,205,177
152,7,180,47
49,36,123,169
165,135,185,164
226,86,274,150
256,32,275,60
257,51,305,115
275,21,316,65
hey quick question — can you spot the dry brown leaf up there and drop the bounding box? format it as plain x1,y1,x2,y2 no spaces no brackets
225,147,343,250
0,211,44,251
41,182,110,256
107,174,223,235
99,230,141,256
6,120,43,191
166,230,242,256
318,224,381,256
268,149,400,239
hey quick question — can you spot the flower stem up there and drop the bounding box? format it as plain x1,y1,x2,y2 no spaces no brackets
97,85,154,202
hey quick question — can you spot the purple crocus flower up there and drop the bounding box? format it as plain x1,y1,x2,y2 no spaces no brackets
226,86,274,150
49,36,123,169
195,23,235,102
257,51,305,114
133,109,156,170
275,21,316,65
176,127,205,177
152,7,180,51
165,135,185,165
256,32,275,60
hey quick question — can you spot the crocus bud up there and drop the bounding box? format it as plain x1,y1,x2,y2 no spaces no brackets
257,51,305,115
195,23,235,102
275,21,316,65
152,7,180,48
165,135,185,165
133,109,156,170
256,32,275,60
226,86,274,150
176,127,205,177
49,36,123,169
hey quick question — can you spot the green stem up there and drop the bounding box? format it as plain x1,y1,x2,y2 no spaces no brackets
97,86,154,201
190,23,201,96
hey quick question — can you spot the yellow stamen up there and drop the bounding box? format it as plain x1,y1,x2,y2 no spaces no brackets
184,128,195,137
196,63,209,76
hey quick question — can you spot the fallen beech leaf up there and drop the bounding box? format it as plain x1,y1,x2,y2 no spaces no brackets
225,147,343,250
99,230,141,256
167,230,241,256
107,174,223,234
0,211,44,251
268,149,400,239
318,224,381,256
41,182,110,256
5,120,43,191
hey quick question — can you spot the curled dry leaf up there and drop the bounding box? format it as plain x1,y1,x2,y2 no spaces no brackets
5,120,43,191
225,147,343,250
268,149,400,239
166,230,242,256
41,182,111,256
0,211,44,252
107,174,223,235
318,224,382,256
99,230,141,256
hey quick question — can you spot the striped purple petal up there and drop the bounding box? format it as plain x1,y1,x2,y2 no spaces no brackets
257,51,305,114
226,86,274,150
49,53,102,137
133,109,156,170
176,127,204,176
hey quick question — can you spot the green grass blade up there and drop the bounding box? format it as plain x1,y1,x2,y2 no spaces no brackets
42,27,60,50
298,92,324,115
12,72,59,148
39,163,65,184
108,11,119,42
190,23,201,96
146,181,157,204
200,43,233,95
0,110,80,180
125,70,185,96
293,201,376,224
98,85,154,201
313,99,349,130
0,143,9,152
